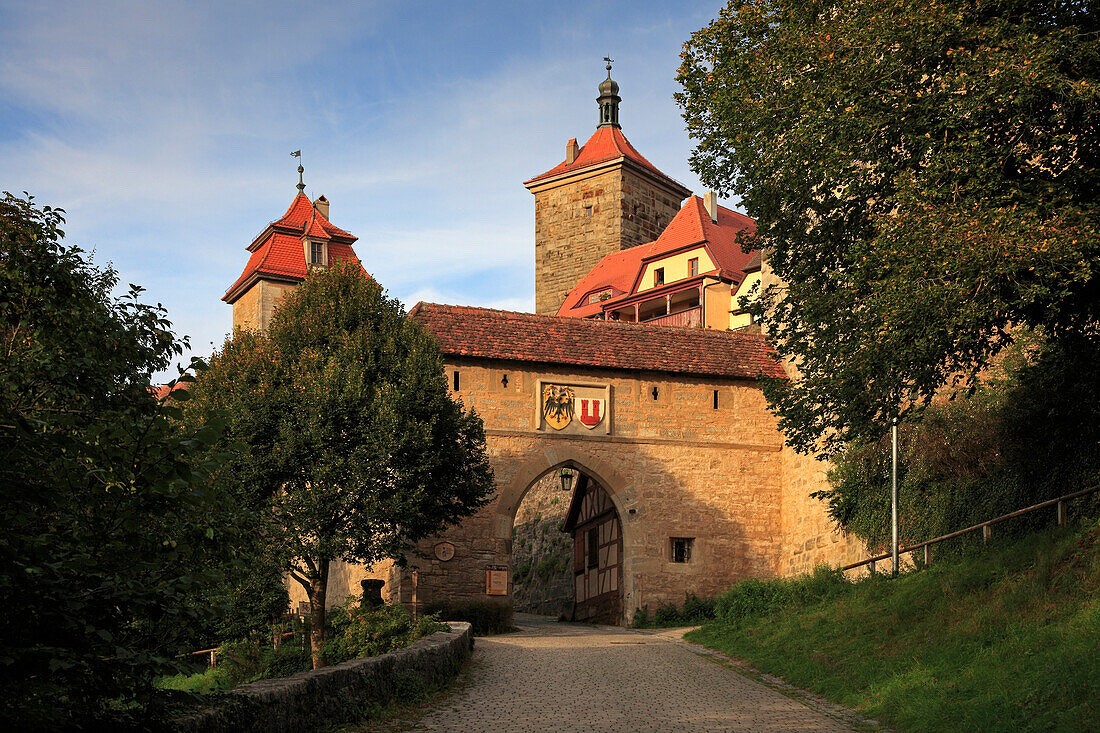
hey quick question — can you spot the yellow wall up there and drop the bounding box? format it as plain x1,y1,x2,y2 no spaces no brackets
729,271,761,330
637,247,713,293
231,280,296,333
702,281,731,330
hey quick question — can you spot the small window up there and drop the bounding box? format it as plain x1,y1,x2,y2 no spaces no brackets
452,370,460,391
587,527,599,569
654,268,665,287
584,205,593,217
689,257,699,277
713,390,719,410
309,240,325,266
670,537,694,564
651,386,659,401
587,289,613,305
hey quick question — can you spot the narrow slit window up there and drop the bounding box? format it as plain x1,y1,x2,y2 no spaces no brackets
651,386,659,401
713,390,719,410
453,370,460,391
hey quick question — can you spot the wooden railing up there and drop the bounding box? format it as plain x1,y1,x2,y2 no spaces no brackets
840,484,1100,574
645,307,701,328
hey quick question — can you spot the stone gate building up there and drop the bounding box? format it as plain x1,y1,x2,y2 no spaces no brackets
222,65,866,624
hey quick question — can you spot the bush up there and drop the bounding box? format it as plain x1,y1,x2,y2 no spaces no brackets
715,566,849,628
324,601,445,664
423,600,513,635
817,332,1100,554
631,593,716,628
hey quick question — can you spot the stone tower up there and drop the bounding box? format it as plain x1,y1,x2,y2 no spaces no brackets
524,61,691,315
223,180,360,332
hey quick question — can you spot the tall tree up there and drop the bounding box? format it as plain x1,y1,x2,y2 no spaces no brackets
189,262,494,669
677,0,1099,456
0,193,231,728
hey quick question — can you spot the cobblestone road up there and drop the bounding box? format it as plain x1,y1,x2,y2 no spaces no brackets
377,614,869,733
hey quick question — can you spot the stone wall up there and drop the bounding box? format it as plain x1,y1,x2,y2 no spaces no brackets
303,356,868,622
231,280,295,333
531,163,686,315
168,622,471,733
392,359,793,622
778,446,866,576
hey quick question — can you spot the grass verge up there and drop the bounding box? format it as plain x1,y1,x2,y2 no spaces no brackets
686,521,1099,733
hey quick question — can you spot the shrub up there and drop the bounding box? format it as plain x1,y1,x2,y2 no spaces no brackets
816,333,1100,554
715,566,849,628
630,593,717,628
324,601,446,664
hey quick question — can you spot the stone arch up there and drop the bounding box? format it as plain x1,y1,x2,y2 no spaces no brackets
491,443,638,623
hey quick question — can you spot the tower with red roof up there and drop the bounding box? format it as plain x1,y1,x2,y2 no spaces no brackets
223,176,362,332
524,61,692,316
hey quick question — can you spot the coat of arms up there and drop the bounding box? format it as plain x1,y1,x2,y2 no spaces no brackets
577,398,604,429
542,385,575,430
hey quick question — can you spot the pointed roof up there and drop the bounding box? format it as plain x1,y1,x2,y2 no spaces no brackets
409,302,785,380
223,193,362,304
556,196,758,318
523,126,688,195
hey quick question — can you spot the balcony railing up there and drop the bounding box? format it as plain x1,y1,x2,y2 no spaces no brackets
644,307,701,327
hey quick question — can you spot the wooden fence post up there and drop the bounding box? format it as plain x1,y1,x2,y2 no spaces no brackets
1057,500,1067,527
982,524,992,543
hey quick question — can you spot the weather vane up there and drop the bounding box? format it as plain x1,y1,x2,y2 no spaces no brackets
603,55,614,73
291,149,305,193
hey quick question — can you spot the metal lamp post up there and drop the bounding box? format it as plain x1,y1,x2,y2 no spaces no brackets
892,416,899,576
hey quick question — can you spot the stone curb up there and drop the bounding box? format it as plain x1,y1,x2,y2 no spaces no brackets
168,621,472,733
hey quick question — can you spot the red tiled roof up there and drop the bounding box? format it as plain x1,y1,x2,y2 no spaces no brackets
224,193,362,303
409,303,786,380
557,196,758,317
524,126,686,190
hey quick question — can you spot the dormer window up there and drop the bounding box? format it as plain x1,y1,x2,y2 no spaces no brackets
689,257,699,277
305,239,327,268
654,268,665,287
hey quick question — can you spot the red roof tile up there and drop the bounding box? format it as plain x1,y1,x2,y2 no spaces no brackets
524,126,686,190
224,193,362,303
409,303,786,380
557,196,758,317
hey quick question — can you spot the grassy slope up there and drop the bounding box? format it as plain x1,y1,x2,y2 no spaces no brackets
687,522,1100,733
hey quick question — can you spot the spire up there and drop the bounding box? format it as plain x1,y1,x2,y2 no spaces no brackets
596,56,621,129
291,150,305,193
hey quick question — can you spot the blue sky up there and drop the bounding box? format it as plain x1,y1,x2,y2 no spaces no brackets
1,1,729,378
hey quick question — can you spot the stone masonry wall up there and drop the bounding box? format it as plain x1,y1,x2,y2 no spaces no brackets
168,623,471,733
305,356,868,621
231,280,295,333
532,165,685,315
778,446,866,576
393,359,791,622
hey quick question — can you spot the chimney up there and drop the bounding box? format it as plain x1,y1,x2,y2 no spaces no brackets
703,191,719,223
565,138,579,165
313,195,330,219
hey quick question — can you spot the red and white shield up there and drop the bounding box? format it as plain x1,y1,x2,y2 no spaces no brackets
576,398,605,429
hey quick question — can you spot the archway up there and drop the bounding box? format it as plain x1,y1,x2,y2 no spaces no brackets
501,456,631,625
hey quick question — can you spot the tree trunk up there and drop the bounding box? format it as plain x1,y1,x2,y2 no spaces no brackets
306,559,329,669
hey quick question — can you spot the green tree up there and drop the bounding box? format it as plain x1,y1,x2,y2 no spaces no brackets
0,193,231,728
677,1,1099,457
190,262,494,669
